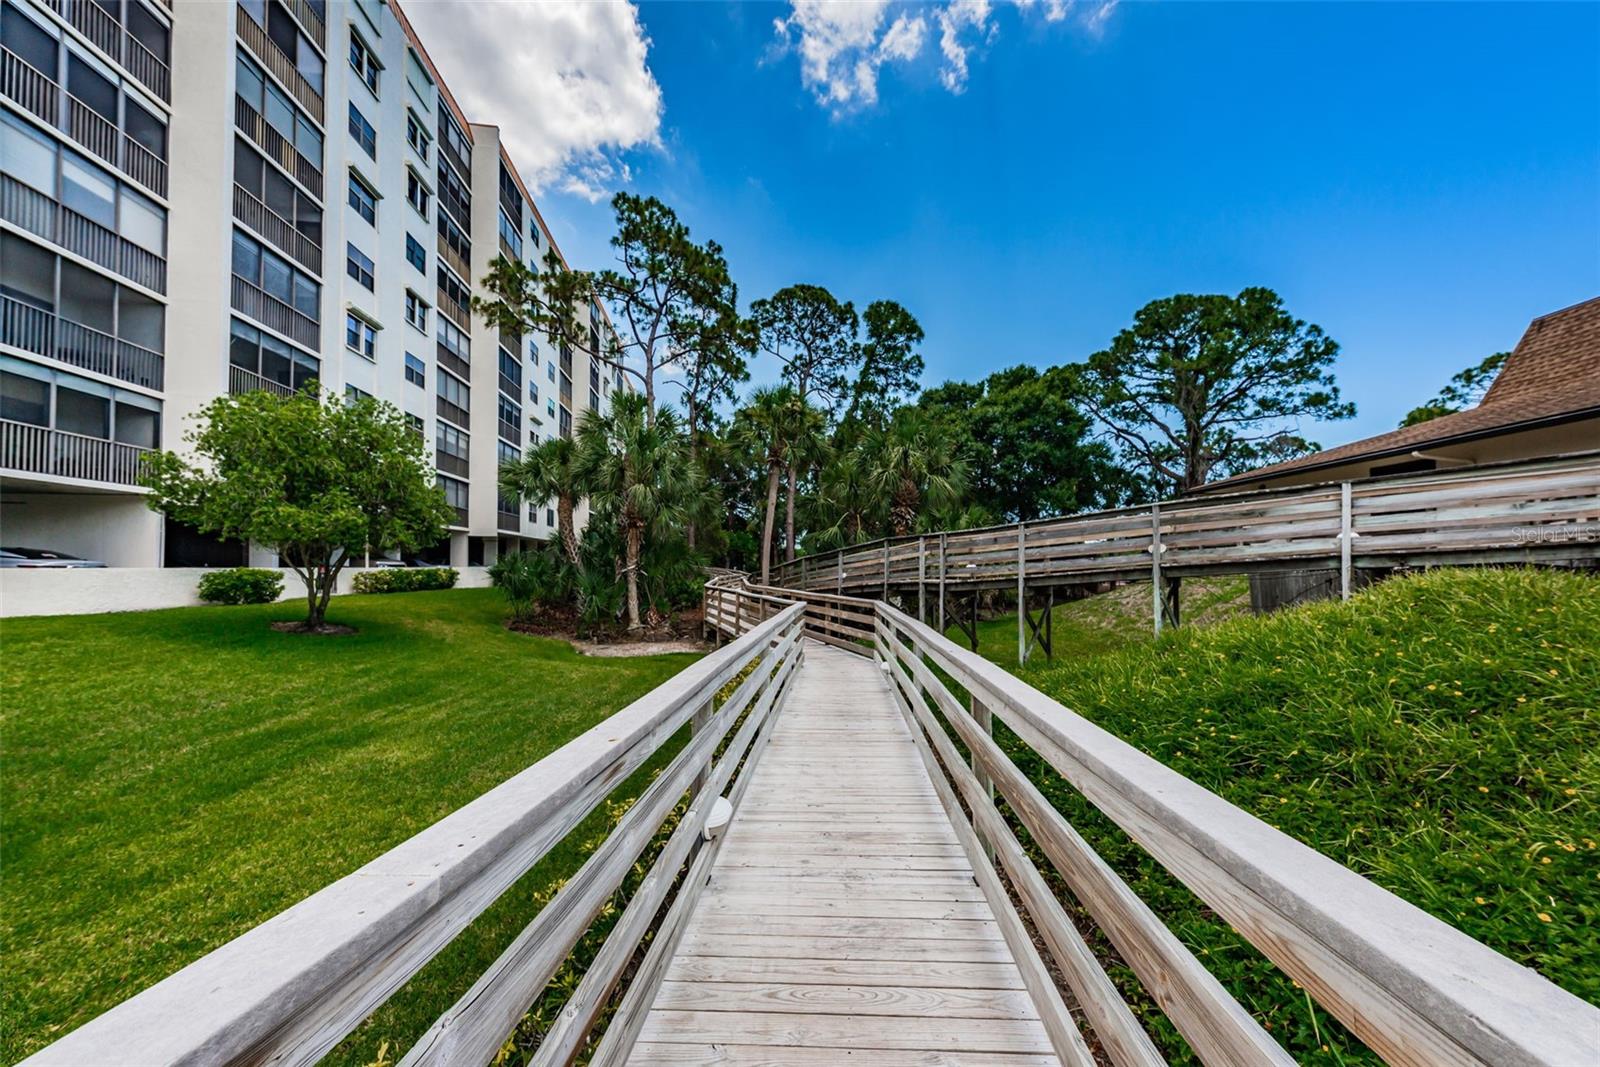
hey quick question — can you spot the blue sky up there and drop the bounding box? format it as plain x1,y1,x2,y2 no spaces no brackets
498,1,1599,448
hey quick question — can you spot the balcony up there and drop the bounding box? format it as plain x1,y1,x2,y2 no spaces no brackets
436,232,471,287
435,450,469,478
497,508,520,533
0,418,150,486
1,48,168,198
436,395,469,429
281,0,326,52
230,274,319,350
498,372,520,400
1,174,166,293
449,504,468,527
436,342,470,382
235,96,322,200
232,183,321,273
436,283,471,331
43,0,171,102
1,294,163,390
236,6,323,123
497,418,519,445
228,364,296,398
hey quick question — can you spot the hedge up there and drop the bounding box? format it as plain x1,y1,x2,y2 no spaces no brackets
351,567,458,594
196,568,284,605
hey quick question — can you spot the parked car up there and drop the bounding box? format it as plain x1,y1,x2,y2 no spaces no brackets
0,547,108,568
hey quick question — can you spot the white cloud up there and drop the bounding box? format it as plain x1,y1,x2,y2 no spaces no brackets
774,0,1116,112
401,0,662,202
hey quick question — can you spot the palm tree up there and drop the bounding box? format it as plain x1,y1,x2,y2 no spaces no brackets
731,385,798,583
865,409,967,537
783,399,829,563
808,446,881,550
499,437,584,567
575,392,693,629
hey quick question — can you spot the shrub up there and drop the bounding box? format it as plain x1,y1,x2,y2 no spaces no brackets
196,567,284,605
351,567,458,594
489,548,572,621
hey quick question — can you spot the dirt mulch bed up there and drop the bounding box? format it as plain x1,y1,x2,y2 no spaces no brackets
270,621,358,635
506,605,711,657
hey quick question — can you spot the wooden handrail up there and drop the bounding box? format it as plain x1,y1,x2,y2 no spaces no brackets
23,604,807,1066
871,598,1600,1066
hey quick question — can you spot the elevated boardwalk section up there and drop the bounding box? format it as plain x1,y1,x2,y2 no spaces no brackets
630,644,1060,1064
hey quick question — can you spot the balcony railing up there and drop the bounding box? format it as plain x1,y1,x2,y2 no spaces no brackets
236,6,323,123
436,232,470,286
1,48,168,198
498,372,519,400
497,418,519,445
230,275,319,350
232,184,321,273
436,396,469,429
436,284,471,332
0,295,164,390
436,450,469,478
0,175,166,293
449,504,468,527
44,0,171,102
436,343,470,382
282,0,326,52
497,509,520,532
228,364,296,398
235,96,322,200
0,418,150,486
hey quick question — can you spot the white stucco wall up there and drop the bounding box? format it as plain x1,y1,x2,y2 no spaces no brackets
0,566,492,618
0,493,162,567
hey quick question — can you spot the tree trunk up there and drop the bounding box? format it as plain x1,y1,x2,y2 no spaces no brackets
625,523,643,629
784,460,797,563
557,495,581,567
761,462,780,583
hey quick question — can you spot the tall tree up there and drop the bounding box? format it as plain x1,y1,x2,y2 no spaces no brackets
865,408,967,537
498,436,584,566
669,293,753,550
140,391,451,630
808,447,882,549
731,386,798,583
1400,351,1509,427
1073,288,1352,493
574,392,694,629
920,365,1138,520
782,398,829,561
845,300,924,427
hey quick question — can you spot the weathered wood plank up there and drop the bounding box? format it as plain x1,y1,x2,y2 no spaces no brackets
663,955,1026,989
637,1010,1056,1054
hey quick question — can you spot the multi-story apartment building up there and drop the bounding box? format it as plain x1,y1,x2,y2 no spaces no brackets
1,0,619,569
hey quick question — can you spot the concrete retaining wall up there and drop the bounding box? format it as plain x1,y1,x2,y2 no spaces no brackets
0,566,494,618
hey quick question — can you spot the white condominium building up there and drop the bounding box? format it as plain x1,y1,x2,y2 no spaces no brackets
0,0,620,568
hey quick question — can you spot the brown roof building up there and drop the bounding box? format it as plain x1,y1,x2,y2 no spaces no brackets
1196,296,1600,494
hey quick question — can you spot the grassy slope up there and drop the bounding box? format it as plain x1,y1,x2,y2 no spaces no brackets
0,588,697,1064
983,569,1598,1062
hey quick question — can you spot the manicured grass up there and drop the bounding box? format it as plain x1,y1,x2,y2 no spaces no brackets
0,588,698,1064
988,568,1599,1061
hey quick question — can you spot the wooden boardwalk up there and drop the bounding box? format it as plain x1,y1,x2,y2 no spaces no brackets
628,643,1061,1065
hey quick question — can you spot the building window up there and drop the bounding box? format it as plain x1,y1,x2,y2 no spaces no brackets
347,102,376,159
547,362,555,383
437,421,469,463
438,316,470,363
528,381,539,404
404,411,423,436
345,311,377,359
344,383,372,405
439,474,468,513
346,243,375,289
404,290,429,332
497,208,522,259
437,367,470,414
232,229,320,319
405,233,426,273
546,507,554,526
439,108,469,166
406,169,430,217
347,170,377,225
349,30,381,95
405,352,426,387
406,109,431,161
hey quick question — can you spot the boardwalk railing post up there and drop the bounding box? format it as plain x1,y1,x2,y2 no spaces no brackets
882,540,889,601
918,536,927,623
1150,502,1163,636
937,532,947,633
689,697,713,795
1340,480,1353,600
1016,523,1027,666
971,692,995,863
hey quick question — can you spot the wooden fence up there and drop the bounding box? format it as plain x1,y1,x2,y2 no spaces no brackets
772,452,1600,609
22,603,807,1067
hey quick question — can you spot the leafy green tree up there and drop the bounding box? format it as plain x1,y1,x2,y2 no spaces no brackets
140,391,452,629
751,284,860,406
782,398,829,562
731,386,799,583
1073,288,1352,492
575,392,695,629
920,365,1137,520
1400,351,1509,427
807,447,882,549
498,436,585,567
864,407,967,537
845,300,925,427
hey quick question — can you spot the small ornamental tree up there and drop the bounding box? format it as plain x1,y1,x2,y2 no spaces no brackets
140,390,453,630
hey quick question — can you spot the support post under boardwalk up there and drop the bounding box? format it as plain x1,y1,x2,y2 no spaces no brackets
1150,502,1163,636
1016,523,1027,666
1340,480,1353,600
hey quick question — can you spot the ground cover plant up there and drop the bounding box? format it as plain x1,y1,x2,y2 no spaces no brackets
983,568,1598,1062
0,588,699,1064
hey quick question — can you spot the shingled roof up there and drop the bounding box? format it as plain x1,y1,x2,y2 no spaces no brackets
1200,295,1600,490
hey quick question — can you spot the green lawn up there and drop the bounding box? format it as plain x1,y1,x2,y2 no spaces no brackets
0,588,698,1065
976,568,1599,1062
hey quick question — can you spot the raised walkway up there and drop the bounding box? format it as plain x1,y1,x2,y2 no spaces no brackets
629,643,1059,1065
